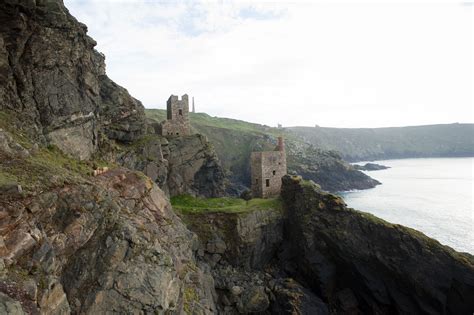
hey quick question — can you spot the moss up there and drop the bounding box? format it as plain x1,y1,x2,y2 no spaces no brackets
183,286,199,314
171,195,282,214
0,126,115,194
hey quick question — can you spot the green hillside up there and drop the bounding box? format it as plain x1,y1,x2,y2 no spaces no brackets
290,124,474,162
146,109,379,193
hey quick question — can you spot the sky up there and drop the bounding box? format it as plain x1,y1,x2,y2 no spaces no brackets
64,0,473,128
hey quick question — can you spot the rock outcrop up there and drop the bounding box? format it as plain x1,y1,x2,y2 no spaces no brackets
180,207,283,270
353,162,390,171
0,0,146,160
0,162,216,313
117,134,226,197
281,175,474,314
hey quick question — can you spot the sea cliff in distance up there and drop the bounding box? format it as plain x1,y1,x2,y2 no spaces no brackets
289,123,474,161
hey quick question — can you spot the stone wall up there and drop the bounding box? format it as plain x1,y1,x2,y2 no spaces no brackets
160,94,191,136
251,137,287,198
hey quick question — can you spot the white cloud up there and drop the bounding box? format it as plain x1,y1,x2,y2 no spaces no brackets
64,0,473,127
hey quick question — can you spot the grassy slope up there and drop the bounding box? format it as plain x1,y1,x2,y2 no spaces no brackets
171,195,282,214
146,109,327,184
0,110,114,194
145,109,381,193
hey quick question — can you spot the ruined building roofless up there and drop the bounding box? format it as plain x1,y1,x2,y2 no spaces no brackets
250,137,287,198
159,94,191,136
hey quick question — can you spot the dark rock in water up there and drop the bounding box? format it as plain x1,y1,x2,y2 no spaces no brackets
281,175,474,314
354,162,390,171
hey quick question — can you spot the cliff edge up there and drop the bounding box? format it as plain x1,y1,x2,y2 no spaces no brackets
281,175,474,314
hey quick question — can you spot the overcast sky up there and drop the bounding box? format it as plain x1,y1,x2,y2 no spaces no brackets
64,0,473,128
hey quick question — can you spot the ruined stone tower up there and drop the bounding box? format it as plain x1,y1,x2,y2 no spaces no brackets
250,137,287,198
159,94,191,136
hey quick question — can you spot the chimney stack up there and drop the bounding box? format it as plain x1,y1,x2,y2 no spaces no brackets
277,136,285,152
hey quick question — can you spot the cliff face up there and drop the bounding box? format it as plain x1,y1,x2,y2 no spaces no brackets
0,129,216,313
0,0,146,160
0,0,226,198
281,175,474,314
117,134,226,198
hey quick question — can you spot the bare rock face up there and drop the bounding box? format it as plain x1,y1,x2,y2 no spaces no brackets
181,208,283,270
0,0,146,160
0,168,216,314
117,134,226,198
281,175,474,314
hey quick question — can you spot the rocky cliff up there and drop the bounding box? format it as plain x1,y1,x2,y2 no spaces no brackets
0,0,146,160
280,175,474,314
1,1,473,314
0,128,217,314
117,134,226,198
0,0,226,198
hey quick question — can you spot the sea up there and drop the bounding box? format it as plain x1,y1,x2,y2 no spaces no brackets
340,157,474,254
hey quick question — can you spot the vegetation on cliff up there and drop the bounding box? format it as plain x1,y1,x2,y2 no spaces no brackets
146,109,380,192
171,195,282,214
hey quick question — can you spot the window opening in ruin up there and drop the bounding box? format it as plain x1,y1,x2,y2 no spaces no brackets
256,179,258,184
177,133,179,135
272,170,276,175
266,179,270,187
179,109,183,116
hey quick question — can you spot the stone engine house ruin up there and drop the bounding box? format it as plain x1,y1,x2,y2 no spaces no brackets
159,94,191,136
250,137,287,198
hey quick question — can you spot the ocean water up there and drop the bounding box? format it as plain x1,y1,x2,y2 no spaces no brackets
340,158,474,254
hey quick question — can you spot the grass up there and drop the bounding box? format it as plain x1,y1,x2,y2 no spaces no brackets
145,109,305,143
171,195,282,214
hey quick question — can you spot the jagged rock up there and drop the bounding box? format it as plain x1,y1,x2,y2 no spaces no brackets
0,0,146,160
206,237,227,254
237,286,269,313
181,207,284,270
0,292,26,315
0,129,29,158
281,175,474,314
117,134,226,197
38,280,71,314
167,135,226,197
270,278,328,315
0,169,216,314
